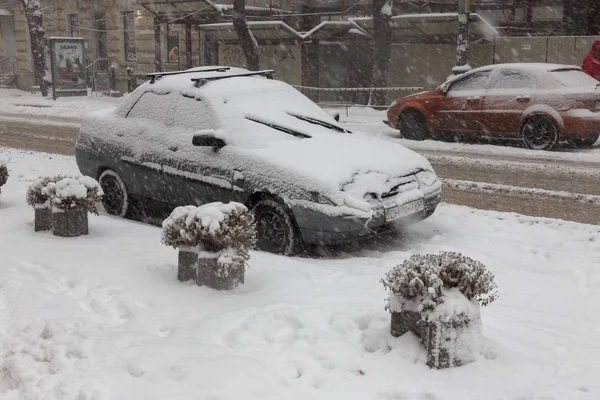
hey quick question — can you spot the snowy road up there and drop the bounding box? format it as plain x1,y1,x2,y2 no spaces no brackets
1,107,599,224
1,148,599,400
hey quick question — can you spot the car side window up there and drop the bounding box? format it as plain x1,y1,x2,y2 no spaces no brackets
489,70,535,89
595,46,600,61
126,92,172,124
171,95,218,130
448,71,491,93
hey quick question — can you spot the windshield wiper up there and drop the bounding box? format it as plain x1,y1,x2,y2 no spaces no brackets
287,112,350,133
246,117,311,139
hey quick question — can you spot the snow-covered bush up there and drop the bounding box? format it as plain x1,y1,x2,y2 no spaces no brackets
26,175,66,209
162,202,256,254
0,160,8,188
50,176,103,214
382,251,498,313
383,252,496,369
163,202,256,289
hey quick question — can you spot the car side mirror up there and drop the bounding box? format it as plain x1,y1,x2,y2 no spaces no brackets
192,134,226,152
441,84,450,95
329,111,340,122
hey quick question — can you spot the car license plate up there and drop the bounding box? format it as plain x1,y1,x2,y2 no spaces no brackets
385,199,425,222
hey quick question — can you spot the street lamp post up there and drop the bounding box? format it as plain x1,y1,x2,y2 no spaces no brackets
455,0,471,74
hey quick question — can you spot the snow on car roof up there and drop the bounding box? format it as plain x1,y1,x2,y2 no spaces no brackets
128,66,348,148
468,63,582,74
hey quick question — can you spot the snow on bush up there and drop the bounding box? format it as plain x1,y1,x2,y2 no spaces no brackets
0,159,8,188
162,202,256,252
163,202,256,283
50,176,103,214
26,175,66,209
382,251,498,314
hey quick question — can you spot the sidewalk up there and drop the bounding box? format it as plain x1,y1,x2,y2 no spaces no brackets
0,88,120,121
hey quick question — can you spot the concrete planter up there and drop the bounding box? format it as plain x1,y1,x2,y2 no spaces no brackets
196,254,245,290
52,209,89,237
178,248,198,282
420,312,481,369
34,207,52,231
389,294,482,369
390,310,422,338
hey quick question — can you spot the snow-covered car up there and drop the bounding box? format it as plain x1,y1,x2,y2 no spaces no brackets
387,63,600,150
75,66,441,255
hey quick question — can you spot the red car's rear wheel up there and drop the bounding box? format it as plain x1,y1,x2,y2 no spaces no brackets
521,116,559,151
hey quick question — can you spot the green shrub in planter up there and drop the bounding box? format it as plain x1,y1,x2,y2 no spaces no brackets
162,202,256,289
0,160,8,206
381,252,498,369
50,176,103,237
26,175,66,231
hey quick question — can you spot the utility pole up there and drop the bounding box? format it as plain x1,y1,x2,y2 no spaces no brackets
454,0,471,74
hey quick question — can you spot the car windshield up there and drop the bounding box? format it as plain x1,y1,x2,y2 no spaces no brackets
551,69,599,87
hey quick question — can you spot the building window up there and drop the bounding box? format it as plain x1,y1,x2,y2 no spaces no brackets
68,13,80,37
123,11,136,62
94,13,108,71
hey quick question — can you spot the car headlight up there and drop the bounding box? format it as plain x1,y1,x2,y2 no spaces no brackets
310,191,335,205
416,170,438,187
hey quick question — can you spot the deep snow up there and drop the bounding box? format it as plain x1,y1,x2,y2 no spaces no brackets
0,147,599,400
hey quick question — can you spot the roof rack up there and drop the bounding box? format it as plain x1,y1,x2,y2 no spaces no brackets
191,69,275,87
147,67,231,84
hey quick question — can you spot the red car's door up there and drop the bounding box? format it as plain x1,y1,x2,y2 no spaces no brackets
481,69,536,137
430,70,491,134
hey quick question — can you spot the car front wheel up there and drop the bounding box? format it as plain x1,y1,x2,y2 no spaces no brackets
98,169,130,218
399,111,429,141
521,116,559,151
252,199,301,256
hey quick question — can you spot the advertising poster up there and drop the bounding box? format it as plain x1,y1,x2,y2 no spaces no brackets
49,37,87,100
167,33,179,64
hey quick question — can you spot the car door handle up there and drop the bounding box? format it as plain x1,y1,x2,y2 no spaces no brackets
516,95,531,102
466,96,481,102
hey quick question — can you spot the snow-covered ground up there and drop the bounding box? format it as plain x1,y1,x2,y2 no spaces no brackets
1,147,599,400
0,89,120,120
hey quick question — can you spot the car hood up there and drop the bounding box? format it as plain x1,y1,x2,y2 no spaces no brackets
240,132,436,205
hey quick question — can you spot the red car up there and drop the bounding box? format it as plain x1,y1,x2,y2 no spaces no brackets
387,63,600,150
583,40,600,81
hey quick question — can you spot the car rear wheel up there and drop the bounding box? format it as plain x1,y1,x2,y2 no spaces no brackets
572,134,599,148
521,116,559,151
98,169,130,218
252,199,301,256
399,111,429,141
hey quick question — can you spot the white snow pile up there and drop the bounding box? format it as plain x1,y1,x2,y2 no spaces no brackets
162,202,255,252
1,148,600,400
50,176,103,213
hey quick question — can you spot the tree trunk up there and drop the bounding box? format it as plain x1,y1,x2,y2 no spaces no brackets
232,0,260,71
20,0,49,97
369,0,393,107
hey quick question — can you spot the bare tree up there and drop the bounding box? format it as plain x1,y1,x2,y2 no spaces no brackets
20,0,49,96
563,0,599,35
369,0,393,107
232,0,260,71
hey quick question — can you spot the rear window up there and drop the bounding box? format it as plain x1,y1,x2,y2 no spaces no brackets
551,70,599,87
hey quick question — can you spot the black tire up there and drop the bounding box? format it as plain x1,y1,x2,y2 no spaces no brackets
572,134,599,148
98,170,130,218
252,199,301,256
399,111,429,141
521,115,559,151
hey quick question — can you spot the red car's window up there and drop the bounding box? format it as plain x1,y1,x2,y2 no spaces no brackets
489,70,535,89
448,71,491,92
